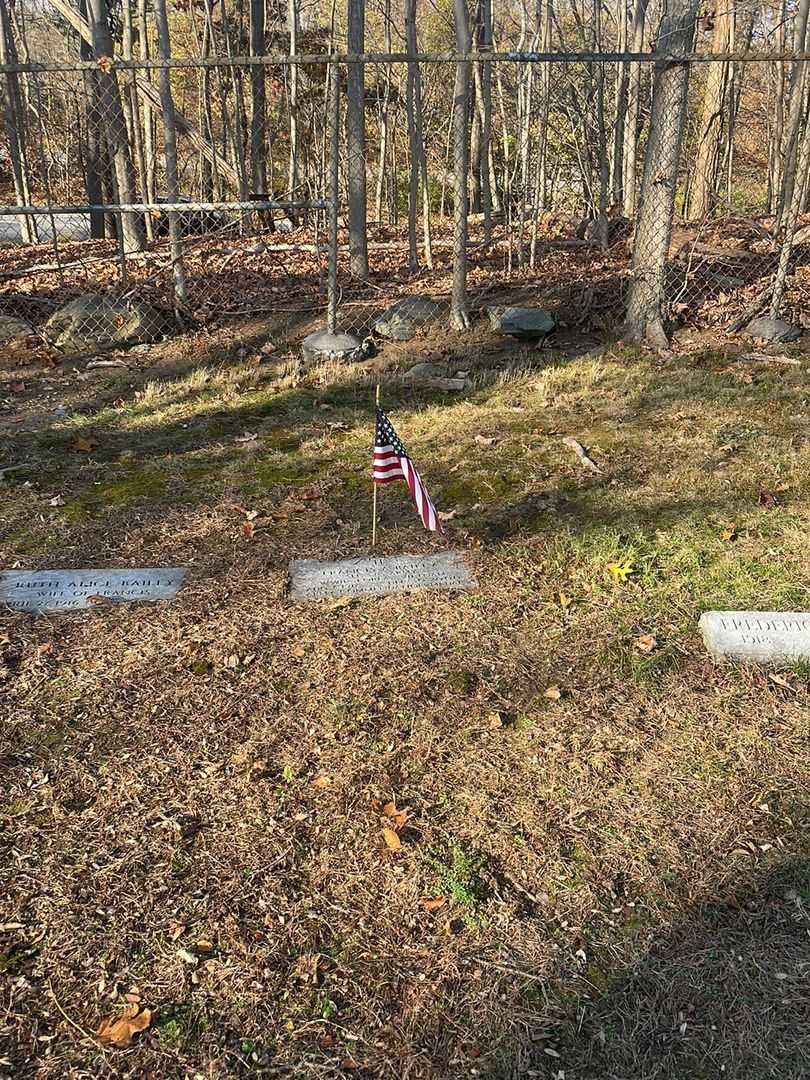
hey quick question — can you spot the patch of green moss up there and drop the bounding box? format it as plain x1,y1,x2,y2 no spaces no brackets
57,463,168,518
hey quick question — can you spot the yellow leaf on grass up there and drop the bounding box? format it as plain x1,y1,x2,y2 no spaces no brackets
634,633,658,653
312,775,331,789
291,645,306,658
382,827,402,851
721,524,737,542
419,896,448,911
71,432,98,453
607,561,634,583
559,591,572,610
97,1004,152,1048
544,685,562,700
381,800,409,827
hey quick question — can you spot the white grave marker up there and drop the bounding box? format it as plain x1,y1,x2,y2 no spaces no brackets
0,568,188,613
700,610,810,662
289,552,477,601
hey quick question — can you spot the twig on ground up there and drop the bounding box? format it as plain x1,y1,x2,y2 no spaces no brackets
561,436,602,473
0,463,30,480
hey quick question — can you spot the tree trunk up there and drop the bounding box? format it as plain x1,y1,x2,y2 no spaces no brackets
153,0,188,310
0,0,36,243
346,0,368,279
374,0,391,222
622,0,647,217
624,0,698,348
86,0,144,253
288,0,300,201
770,101,810,316
778,0,810,224
451,0,472,330
405,0,430,270
249,0,267,198
121,0,152,239
137,0,157,211
687,1,733,220
769,0,787,212
612,0,629,207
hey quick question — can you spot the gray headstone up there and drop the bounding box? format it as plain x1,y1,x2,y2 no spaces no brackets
289,552,477,601
0,568,188,613
700,610,810,662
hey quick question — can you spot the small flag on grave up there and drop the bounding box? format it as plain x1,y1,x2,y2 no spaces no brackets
373,406,442,534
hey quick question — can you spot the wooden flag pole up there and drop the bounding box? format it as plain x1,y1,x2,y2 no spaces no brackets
372,383,380,548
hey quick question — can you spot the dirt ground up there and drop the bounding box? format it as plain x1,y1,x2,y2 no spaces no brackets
2,312,810,1079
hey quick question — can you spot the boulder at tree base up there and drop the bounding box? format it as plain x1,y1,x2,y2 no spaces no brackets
44,294,173,355
374,297,446,341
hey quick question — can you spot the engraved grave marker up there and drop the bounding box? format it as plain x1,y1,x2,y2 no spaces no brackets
0,568,188,613
289,552,477,601
700,610,810,662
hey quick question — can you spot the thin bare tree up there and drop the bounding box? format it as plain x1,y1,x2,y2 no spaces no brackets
346,0,369,278
0,0,36,242
153,0,188,310
249,0,267,198
687,0,733,221
451,0,472,329
86,0,144,252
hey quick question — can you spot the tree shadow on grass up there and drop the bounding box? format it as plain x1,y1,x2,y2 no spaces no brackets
487,857,810,1080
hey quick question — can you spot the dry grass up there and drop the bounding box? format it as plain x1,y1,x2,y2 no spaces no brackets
2,319,810,1080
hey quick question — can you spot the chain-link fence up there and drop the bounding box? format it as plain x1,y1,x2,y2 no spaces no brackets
3,8,810,358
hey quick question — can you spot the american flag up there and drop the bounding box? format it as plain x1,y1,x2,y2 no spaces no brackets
373,408,442,533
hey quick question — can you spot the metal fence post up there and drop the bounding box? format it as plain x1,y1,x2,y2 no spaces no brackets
327,60,340,335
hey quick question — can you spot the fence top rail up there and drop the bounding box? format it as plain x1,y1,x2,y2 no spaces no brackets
0,201,330,215
1,49,809,75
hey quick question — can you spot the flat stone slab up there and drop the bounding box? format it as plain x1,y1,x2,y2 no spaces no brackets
289,552,477,601
700,610,810,662
0,568,188,613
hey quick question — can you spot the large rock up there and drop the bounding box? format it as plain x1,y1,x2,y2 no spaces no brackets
486,305,555,338
301,329,364,365
374,297,446,341
743,316,802,343
0,314,34,343
44,294,173,355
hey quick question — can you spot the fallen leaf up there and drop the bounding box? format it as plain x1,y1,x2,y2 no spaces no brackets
381,800,409,828
312,775,331,789
293,952,321,984
291,645,306,658
341,1057,359,1071
487,712,503,729
419,896,448,910
544,685,562,700
242,520,256,539
327,596,353,610
768,672,795,690
176,947,198,965
474,434,497,447
48,495,65,507
168,924,185,942
234,431,258,443
559,591,571,610
96,55,114,74
758,490,777,509
438,508,459,522
775,481,790,492
97,1004,152,1048
71,432,98,453
721,524,738,542
195,939,214,953
260,341,276,355
607,561,634,582
634,632,658,653
87,594,115,605
382,827,402,851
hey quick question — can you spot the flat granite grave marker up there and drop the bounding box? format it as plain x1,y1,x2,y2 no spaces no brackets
289,552,477,601
0,568,188,613
700,610,810,662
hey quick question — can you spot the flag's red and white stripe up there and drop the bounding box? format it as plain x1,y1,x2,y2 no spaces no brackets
373,445,441,533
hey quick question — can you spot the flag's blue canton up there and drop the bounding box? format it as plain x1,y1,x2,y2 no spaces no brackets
375,408,408,457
